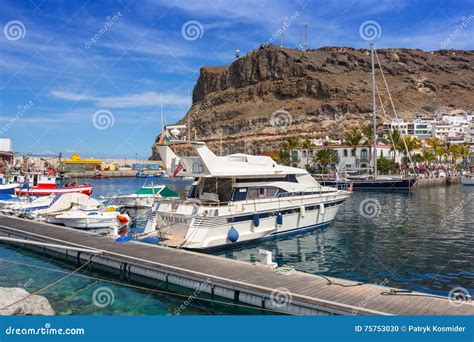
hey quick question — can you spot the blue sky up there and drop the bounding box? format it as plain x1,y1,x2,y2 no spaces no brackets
0,0,473,159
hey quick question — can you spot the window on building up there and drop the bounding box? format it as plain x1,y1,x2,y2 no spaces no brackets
361,149,368,160
343,149,348,157
351,149,355,157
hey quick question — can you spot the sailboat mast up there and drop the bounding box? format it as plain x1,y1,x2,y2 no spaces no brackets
160,93,164,131
370,43,377,176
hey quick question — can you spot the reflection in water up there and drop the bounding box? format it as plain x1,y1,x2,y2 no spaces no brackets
0,177,472,315
213,186,473,297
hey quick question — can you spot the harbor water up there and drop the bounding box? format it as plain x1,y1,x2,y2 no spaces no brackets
0,177,472,315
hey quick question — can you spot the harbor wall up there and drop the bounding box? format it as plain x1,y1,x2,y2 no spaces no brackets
413,175,461,189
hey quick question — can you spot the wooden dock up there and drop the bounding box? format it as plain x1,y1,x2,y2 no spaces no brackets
0,215,473,316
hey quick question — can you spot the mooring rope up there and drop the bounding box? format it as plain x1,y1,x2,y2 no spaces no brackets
0,257,292,315
0,254,100,312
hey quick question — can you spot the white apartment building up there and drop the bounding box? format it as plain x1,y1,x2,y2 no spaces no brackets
384,115,472,144
382,118,433,140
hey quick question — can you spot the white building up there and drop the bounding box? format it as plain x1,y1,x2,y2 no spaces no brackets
295,144,400,171
383,118,433,140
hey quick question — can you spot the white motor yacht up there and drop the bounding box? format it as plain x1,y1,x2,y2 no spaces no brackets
144,126,351,250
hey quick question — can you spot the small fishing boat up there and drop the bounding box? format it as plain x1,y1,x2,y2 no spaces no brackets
1,194,59,216
13,173,93,196
135,171,164,178
31,193,103,222
0,183,19,195
0,194,21,209
54,208,130,230
114,184,179,209
0,174,19,195
461,172,474,186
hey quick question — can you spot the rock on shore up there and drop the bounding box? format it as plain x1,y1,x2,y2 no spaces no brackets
0,287,55,315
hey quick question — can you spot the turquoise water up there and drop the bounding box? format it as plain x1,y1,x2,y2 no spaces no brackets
0,177,472,314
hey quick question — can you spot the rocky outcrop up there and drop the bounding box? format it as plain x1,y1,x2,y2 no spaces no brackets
0,287,55,315
151,45,474,158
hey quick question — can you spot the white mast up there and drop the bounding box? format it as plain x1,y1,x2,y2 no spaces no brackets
370,43,377,177
160,93,164,131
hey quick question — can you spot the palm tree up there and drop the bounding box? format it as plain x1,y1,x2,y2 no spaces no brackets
456,143,470,169
282,137,300,166
301,138,315,170
420,150,436,164
272,150,289,165
314,148,337,173
343,128,363,168
384,129,402,161
444,143,460,165
398,135,420,166
426,137,443,163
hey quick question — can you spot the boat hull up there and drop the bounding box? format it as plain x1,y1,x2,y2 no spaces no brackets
461,176,474,186
16,185,93,196
57,216,119,230
321,178,415,191
0,184,19,195
155,193,349,249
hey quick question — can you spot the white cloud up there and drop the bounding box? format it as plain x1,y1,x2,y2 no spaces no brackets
50,90,191,108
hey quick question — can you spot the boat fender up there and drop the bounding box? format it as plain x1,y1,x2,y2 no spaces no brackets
300,206,305,218
319,204,325,216
115,236,131,243
276,212,283,225
140,236,160,244
117,215,129,224
252,213,260,227
228,226,239,243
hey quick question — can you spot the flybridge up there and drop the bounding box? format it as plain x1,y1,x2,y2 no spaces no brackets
155,125,307,178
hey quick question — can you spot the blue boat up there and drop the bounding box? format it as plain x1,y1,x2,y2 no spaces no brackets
0,184,18,195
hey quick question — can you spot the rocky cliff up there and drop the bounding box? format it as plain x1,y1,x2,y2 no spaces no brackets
151,45,474,158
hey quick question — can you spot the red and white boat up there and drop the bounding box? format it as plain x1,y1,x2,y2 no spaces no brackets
14,173,93,196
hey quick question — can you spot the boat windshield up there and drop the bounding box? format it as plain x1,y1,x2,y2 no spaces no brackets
188,177,233,203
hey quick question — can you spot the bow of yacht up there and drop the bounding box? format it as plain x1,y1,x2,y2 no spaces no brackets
147,127,351,250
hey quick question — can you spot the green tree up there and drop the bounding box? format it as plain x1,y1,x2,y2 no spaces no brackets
455,143,471,169
301,138,315,169
314,148,337,173
282,137,300,165
343,128,363,168
377,156,394,175
384,129,402,161
272,150,289,165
